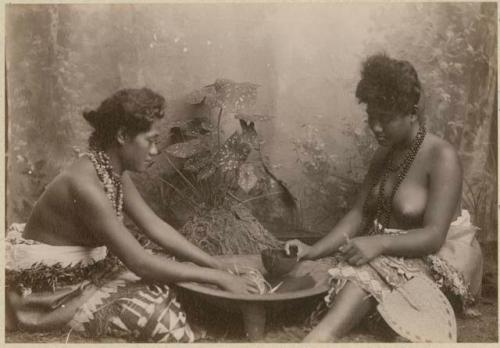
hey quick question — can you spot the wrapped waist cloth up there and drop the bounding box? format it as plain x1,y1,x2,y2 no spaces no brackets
6,223,108,270
323,210,483,340
5,223,198,343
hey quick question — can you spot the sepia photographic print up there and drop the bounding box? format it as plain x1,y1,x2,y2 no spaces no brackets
4,1,498,344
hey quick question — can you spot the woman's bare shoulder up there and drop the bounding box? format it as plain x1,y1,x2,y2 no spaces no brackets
424,133,461,171
57,156,102,194
63,157,118,218
425,133,459,157
26,157,105,234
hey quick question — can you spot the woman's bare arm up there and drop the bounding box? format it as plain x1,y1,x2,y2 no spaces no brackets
70,175,228,285
121,173,223,269
340,143,463,266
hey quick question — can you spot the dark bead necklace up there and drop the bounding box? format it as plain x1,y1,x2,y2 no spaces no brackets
364,126,426,235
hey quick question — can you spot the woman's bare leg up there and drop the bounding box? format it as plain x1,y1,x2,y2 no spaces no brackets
303,281,375,342
7,285,97,331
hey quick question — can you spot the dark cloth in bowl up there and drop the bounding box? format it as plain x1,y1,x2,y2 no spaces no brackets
261,248,298,277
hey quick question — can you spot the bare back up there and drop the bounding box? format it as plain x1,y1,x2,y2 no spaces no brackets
22,157,108,247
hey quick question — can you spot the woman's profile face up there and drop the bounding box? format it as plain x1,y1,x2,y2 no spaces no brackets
121,120,161,172
366,106,413,147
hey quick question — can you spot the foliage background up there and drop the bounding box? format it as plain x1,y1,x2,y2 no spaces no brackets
6,3,497,245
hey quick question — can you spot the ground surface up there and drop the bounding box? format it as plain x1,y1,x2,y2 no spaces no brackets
6,288,497,344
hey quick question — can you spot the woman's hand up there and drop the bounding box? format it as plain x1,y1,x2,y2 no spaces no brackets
338,236,385,266
213,260,243,274
217,273,260,294
284,239,313,261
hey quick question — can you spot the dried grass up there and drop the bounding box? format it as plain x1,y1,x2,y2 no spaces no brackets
180,206,281,255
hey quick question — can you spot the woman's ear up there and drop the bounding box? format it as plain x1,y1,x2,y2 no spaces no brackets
409,113,418,123
116,127,128,145
412,104,419,116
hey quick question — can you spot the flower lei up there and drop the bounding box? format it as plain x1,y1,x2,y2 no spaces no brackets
85,149,124,220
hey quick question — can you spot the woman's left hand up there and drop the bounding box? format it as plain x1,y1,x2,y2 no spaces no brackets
338,236,385,266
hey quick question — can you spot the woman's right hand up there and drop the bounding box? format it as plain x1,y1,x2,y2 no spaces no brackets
217,273,260,294
284,239,313,261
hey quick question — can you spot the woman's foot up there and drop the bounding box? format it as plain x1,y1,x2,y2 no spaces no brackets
302,281,375,342
303,330,337,342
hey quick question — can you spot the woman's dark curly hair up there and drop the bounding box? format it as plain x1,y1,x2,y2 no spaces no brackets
83,88,165,150
355,53,421,117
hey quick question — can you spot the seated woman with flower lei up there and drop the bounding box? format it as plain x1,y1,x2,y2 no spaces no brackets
6,88,260,342
285,54,483,342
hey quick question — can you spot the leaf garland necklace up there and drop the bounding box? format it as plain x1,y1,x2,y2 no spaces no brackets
366,126,426,235
86,149,124,221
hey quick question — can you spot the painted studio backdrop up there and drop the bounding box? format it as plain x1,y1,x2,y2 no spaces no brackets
6,3,497,250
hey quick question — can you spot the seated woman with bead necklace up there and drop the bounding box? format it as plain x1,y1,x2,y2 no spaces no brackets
6,88,260,342
285,54,483,342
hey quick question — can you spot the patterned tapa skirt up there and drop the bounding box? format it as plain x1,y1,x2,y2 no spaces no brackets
322,210,483,336
6,223,198,343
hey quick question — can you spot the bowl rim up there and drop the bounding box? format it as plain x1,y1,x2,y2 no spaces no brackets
177,280,329,302
177,254,330,302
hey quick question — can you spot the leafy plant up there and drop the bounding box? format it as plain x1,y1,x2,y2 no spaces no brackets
158,79,283,254
163,79,274,210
